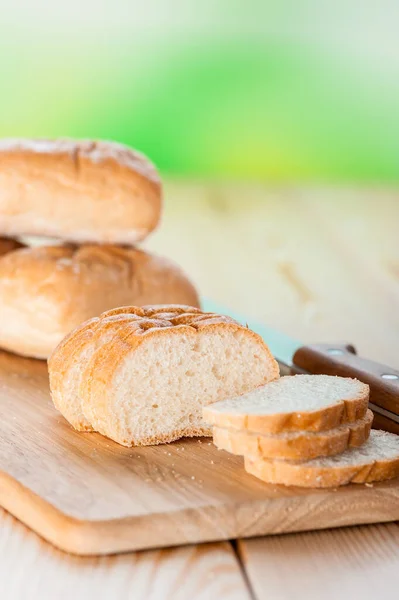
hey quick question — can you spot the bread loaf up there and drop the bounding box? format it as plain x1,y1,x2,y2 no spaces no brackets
203,375,369,434
245,430,399,487
213,410,373,461
0,245,199,359
0,139,161,244
48,305,280,445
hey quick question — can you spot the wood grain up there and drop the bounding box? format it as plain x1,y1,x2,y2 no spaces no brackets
146,185,399,368
238,523,399,599
0,509,249,600
1,348,399,555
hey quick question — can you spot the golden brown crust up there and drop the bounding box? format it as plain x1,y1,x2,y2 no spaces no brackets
245,451,399,488
203,384,369,434
213,410,373,461
244,430,399,488
0,246,199,359
79,309,279,443
48,318,97,431
49,308,150,430
0,138,161,243
112,425,212,447
49,305,279,446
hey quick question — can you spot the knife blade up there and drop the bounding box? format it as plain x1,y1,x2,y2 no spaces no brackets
201,298,399,427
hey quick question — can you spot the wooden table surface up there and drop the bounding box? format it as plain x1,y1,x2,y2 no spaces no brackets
3,184,399,598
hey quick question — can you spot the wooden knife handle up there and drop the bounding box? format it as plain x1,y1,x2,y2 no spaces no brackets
293,343,399,415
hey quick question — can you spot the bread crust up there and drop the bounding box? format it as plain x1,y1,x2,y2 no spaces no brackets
203,376,370,434
0,237,24,256
245,432,399,488
0,245,199,359
0,138,161,244
49,305,280,446
213,410,373,461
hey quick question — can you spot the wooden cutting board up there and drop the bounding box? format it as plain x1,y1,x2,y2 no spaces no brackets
1,350,399,556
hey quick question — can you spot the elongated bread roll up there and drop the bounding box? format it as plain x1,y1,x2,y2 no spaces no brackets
245,430,399,487
0,139,161,244
203,375,369,434
48,305,280,445
213,410,373,461
0,245,199,359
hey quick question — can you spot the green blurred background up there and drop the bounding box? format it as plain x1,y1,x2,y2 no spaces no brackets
1,0,399,180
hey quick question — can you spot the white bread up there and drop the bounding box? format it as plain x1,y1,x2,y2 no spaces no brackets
245,430,399,487
0,245,199,359
0,139,161,244
48,305,280,445
213,409,373,461
203,375,369,434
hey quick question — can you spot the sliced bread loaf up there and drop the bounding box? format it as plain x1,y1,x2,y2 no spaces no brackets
203,375,369,434
245,430,399,487
0,244,199,359
213,409,373,461
49,305,280,446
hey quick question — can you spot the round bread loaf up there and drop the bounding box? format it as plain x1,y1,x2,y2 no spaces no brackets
48,305,280,446
0,245,199,359
0,139,161,244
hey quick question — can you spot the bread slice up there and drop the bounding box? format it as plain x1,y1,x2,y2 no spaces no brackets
213,409,373,461
0,138,161,244
203,375,369,434
245,430,399,488
49,305,280,445
0,244,199,359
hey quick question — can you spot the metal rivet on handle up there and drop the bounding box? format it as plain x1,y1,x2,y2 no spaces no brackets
328,349,345,355
381,373,399,380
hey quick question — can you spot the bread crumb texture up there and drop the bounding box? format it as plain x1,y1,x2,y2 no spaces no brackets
0,244,199,359
203,374,369,434
212,409,373,461
245,430,399,488
49,305,280,446
206,375,369,415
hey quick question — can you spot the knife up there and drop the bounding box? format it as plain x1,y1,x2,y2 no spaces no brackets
202,299,399,432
